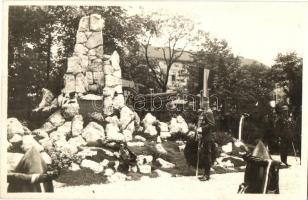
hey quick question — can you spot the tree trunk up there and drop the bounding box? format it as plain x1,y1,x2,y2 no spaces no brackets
46,32,52,86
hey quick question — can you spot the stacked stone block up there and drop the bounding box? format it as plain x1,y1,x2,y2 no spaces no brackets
62,14,124,116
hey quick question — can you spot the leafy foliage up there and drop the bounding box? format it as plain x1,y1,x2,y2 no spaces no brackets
270,52,302,118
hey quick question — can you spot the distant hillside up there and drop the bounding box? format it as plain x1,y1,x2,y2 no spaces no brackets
239,56,268,67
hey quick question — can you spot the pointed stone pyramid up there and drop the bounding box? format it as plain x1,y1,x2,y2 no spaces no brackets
252,140,271,160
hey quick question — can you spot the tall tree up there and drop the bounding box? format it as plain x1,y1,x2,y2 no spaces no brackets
270,52,302,118
140,13,196,92
193,32,241,113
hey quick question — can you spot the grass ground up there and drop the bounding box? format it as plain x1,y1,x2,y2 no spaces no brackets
56,139,246,186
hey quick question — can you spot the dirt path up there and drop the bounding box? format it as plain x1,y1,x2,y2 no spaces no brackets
55,156,304,199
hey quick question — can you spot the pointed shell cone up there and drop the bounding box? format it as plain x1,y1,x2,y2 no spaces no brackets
251,140,271,160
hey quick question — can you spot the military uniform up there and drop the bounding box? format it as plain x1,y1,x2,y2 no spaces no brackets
198,109,217,181
275,106,294,166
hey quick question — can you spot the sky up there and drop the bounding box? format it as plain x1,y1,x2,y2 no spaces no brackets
125,2,306,66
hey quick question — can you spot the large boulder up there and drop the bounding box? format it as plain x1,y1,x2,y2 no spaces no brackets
90,14,104,32
78,16,89,32
76,31,87,44
169,115,189,135
9,134,23,146
69,162,81,171
56,121,72,138
61,99,80,120
156,158,175,169
127,141,144,147
77,148,98,159
144,125,157,137
142,113,157,126
72,115,84,137
105,75,121,87
104,168,114,177
74,44,88,55
82,122,105,146
134,135,146,142
138,165,152,174
155,143,167,155
39,138,53,151
86,32,103,49
107,172,126,183
40,121,57,133
67,56,82,75
55,140,79,157
68,135,87,147
7,118,25,140
48,110,65,127
110,51,121,71
49,131,67,142
119,106,136,132
222,142,233,153
80,159,104,173
123,130,133,142
105,124,124,142
113,94,125,110
75,73,88,93
21,135,44,153
154,169,172,178
63,74,76,93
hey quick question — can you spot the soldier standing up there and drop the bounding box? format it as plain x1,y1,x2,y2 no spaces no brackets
197,108,217,181
275,105,294,167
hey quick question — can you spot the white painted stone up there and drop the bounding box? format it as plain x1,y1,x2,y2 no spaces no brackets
81,159,104,173
134,135,146,142
156,158,175,169
82,122,105,146
76,31,87,43
48,110,65,127
105,75,121,87
86,32,103,49
72,115,84,137
75,73,88,93
110,51,120,71
90,14,104,32
96,45,104,58
63,74,76,93
7,118,25,139
68,135,87,147
78,16,89,32
74,44,88,55
103,63,113,75
21,135,44,153
69,162,81,171
222,142,233,153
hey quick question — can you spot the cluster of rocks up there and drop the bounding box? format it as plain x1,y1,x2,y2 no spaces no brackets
7,14,248,184
141,113,189,139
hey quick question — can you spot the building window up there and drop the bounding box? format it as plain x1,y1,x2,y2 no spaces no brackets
172,74,176,82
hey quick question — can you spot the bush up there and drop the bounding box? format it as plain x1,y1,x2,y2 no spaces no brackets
47,148,82,171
